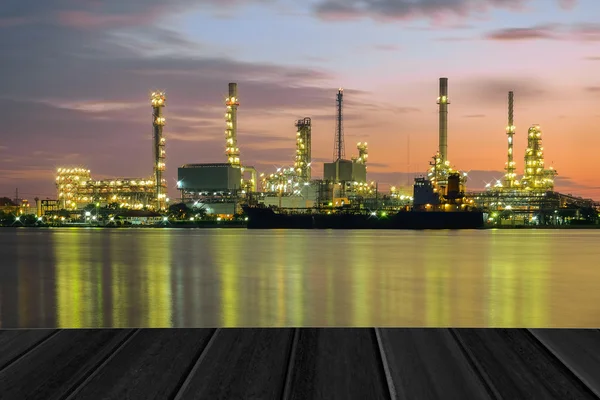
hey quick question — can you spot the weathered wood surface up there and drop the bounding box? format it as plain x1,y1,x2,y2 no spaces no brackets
0,329,598,400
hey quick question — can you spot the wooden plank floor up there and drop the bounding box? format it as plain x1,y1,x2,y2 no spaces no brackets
0,329,599,400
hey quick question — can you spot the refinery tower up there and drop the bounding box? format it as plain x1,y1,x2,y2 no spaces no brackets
151,91,167,210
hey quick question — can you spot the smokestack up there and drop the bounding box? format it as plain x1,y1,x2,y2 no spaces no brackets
508,91,514,127
437,77,449,163
504,91,516,188
225,82,240,165
151,91,166,210
229,82,237,98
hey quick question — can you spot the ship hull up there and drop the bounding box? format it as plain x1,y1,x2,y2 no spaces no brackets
242,206,484,230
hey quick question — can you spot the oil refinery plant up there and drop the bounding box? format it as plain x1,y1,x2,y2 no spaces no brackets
52,78,598,226
56,92,168,211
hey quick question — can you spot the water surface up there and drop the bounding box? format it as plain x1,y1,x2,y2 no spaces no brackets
0,228,598,328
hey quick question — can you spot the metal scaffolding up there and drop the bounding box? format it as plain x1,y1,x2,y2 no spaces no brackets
294,117,312,181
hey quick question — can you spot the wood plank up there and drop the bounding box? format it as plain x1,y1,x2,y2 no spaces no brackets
0,329,134,400
379,329,493,399
286,328,390,400
175,328,293,400
68,329,215,400
530,329,600,397
454,329,597,400
0,329,57,370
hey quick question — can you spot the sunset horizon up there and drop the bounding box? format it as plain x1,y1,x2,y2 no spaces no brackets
2,0,600,202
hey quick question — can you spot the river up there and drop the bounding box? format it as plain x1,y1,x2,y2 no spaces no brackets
0,228,597,328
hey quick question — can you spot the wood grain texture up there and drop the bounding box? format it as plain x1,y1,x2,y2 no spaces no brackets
68,329,215,400
0,329,133,400
379,328,493,400
286,328,391,400
1,328,599,400
453,329,598,400
176,328,293,400
0,329,57,371
530,329,600,397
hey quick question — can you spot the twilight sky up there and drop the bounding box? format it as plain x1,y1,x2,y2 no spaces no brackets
2,0,600,201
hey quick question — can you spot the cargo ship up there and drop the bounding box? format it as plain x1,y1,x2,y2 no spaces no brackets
241,204,484,229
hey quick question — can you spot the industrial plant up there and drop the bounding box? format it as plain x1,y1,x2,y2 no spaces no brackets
55,92,168,211
47,77,598,227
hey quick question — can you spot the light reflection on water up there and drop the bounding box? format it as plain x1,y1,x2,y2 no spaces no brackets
0,228,599,328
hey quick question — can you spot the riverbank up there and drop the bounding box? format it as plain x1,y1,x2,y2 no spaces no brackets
1,221,247,229
3,223,599,229
485,224,600,229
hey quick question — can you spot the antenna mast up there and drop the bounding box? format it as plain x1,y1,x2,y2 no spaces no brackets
333,88,345,161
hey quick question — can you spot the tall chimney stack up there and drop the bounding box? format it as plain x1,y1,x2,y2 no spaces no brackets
504,91,516,188
437,77,449,163
225,82,240,165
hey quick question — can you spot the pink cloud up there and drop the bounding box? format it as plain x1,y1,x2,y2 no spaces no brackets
486,26,556,40
558,0,578,10
485,23,600,42
57,9,162,29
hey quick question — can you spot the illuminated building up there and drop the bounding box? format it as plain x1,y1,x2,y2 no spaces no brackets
294,117,312,181
521,124,557,191
56,167,156,210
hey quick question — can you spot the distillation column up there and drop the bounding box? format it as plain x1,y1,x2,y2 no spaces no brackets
437,77,449,163
151,91,167,210
225,83,240,166
333,88,345,161
521,125,556,191
504,91,517,188
295,117,312,181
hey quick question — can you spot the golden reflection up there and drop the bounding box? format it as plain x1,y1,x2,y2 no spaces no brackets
23,228,598,329
488,231,517,326
425,234,451,326
215,232,240,327
395,237,415,327
110,233,126,327
144,232,172,327
325,232,336,326
276,233,286,326
352,233,370,326
520,234,549,326
487,231,549,327
54,230,92,327
287,232,305,326
17,237,32,327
